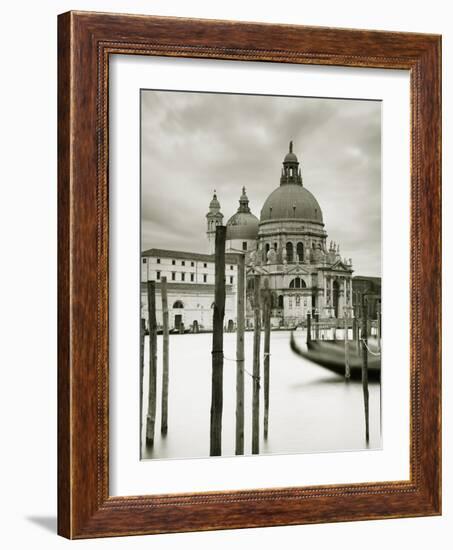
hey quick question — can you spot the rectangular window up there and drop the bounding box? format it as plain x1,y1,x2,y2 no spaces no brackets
171,272,176,281
156,258,161,264
191,261,195,267
142,258,146,264
190,273,194,282
203,263,207,268
181,260,185,266
230,276,234,284
181,273,185,281
230,265,234,270
203,274,207,283
172,260,176,265
242,241,247,251
156,271,161,280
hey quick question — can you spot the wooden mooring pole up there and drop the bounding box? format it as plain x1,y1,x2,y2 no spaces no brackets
210,226,226,456
377,303,381,351
235,253,245,455
352,314,358,351
361,295,370,443
263,280,271,439
355,306,360,353
160,276,169,435
146,281,158,446
344,309,350,379
140,317,145,441
252,273,261,454
306,312,311,345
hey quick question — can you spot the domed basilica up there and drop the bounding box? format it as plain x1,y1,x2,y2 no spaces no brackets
142,142,355,332
207,141,354,324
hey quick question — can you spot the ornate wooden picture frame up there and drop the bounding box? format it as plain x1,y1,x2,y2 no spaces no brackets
58,11,441,539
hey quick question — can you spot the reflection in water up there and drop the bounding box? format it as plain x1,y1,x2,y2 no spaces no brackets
141,330,381,460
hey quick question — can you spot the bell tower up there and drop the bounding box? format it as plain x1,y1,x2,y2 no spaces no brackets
206,190,224,253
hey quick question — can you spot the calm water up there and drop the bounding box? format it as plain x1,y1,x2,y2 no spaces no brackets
141,330,381,460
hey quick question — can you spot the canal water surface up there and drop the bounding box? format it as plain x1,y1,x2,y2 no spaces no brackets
141,330,381,460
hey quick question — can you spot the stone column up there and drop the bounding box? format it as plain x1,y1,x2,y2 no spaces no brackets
330,276,334,317
338,277,345,318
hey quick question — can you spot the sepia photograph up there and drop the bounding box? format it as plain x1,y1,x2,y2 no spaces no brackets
139,89,382,460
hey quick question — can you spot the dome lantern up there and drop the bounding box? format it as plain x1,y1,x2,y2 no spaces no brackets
237,186,251,213
281,140,303,186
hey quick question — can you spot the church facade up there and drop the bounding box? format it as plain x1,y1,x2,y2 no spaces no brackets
142,142,354,331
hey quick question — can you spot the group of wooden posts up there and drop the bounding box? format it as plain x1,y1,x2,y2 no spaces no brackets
141,224,379,451
141,225,271,455
211,226,271,456
140,278,169,447
306,297,381,443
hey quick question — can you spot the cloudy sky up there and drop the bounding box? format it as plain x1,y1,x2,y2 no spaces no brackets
141,90,381,277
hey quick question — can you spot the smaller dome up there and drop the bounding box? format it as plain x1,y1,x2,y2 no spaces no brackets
226,212,259,240
226,186,259,241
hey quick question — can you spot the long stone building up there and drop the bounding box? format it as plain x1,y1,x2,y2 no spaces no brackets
142,142,359,330
141,249,238,332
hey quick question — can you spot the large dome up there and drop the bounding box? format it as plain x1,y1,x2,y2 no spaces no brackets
260,142,323,224
260,185,323,223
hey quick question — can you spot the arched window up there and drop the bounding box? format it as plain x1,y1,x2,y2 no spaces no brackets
296,242,304,262
273,242,278,250
289,277,306,289
286,242,294,262
265,243,270,255
278,295,284,309
173,300,184,309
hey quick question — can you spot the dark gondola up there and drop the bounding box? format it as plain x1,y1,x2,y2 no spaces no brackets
290,331,381,381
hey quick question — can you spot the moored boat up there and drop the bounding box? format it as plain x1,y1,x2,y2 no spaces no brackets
290,331,381,381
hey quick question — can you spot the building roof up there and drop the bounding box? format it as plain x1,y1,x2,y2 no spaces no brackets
353,276,381,284
142,248,238,264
